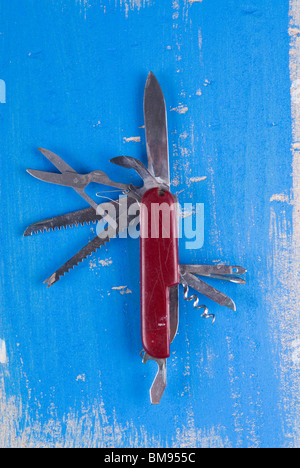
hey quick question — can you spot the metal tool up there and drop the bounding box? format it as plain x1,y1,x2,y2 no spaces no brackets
24,72,246,404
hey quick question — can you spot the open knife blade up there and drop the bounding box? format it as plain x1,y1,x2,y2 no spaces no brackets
180,271,236,311
144,72,170,188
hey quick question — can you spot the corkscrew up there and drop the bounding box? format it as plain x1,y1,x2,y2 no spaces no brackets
179,264,247,322
182,283,215,323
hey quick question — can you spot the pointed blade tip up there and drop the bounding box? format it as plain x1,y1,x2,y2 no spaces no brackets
26,169,36,177
223,295,236,311
38,147,48,156
145,71,159,89
147,70,155,80
23,228,31,237
144,71,169,186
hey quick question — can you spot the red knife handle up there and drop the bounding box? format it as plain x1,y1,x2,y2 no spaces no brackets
140,188,179,359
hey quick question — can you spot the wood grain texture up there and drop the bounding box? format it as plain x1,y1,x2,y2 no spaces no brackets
0,0,298,448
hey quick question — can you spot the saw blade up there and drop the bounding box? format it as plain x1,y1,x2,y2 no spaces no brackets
23,207,99,236
43,197,139,286
44,233,111,287
23,199,125,237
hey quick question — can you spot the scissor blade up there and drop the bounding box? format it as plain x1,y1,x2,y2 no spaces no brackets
36,149,99,209
144,72,170,188
27,169,78,187
38,148,76,174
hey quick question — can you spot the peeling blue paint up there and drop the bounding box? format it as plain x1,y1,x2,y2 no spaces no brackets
0,80,5,103
0,0,297,448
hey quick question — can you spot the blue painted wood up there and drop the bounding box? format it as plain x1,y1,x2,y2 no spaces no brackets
0,0,297,448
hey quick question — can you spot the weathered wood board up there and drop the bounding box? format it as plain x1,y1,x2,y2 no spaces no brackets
0,0,298,448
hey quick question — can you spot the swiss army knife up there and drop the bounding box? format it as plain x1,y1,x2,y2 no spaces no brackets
24,72,246,404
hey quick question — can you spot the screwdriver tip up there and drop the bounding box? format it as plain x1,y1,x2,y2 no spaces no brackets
150,358,167,405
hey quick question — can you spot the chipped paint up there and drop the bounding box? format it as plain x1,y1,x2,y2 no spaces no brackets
170,105,189,114
290,1,300,245
291,339,300,365
120,288,132,295
0,80,6,104
75,0,91,19
75,0,152,18
270,193,290,203
289,26,300,36
0,340,7,364
111,285,132,294
123,136,141,143
171,176,180,187
120,0,151,18
180,208,195,219
286,0,300,446
189,176,207,183
76,374,86,382
0,373,228,447
98,259,113,266
89,258,113,269
93,121,101,128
